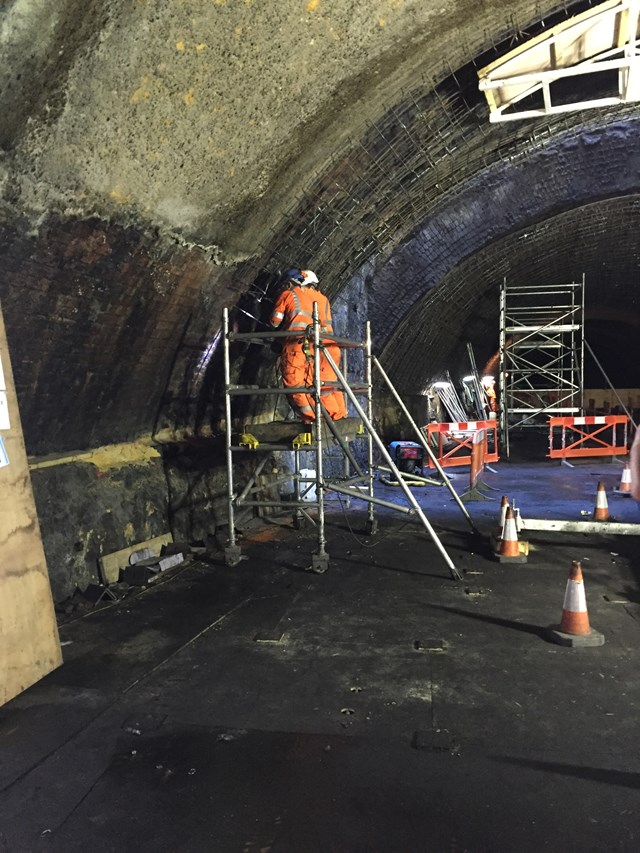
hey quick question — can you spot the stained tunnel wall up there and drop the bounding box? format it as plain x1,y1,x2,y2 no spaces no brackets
0,217,218,453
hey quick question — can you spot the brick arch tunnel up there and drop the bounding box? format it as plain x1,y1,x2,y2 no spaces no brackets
382,193,640,396
1,0,639,601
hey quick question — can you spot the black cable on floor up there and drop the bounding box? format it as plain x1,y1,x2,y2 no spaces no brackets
334,491,412,548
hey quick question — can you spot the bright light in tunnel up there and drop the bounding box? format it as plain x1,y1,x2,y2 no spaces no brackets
433,381,452,389
194,330,222,381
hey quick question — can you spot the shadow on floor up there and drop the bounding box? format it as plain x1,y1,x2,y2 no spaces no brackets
426,603,548,639
491,755,640,789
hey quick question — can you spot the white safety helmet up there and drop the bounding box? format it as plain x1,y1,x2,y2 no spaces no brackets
288,268,319,286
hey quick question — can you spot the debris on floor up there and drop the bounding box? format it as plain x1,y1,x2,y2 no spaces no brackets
121,546,188,586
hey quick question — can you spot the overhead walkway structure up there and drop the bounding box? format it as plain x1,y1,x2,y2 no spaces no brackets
499,277,585,457
478,1,640,122
223,306,478,580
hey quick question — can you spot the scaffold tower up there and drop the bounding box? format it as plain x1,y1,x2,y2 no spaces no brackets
223,304,477,580
499,276,584,457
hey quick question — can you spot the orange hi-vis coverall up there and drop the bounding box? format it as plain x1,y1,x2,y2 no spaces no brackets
270,285,347,422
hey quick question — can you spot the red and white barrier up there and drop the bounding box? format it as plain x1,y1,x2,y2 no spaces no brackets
548,415,629,460
424,419,499,468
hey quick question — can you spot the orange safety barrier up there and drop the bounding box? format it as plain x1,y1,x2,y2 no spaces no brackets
548,415,629,460
460,426,500,503
469,427,486,488
425,420,499,468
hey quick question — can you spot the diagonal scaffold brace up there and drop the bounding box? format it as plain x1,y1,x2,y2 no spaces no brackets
321,343,463,581
372,355,480,537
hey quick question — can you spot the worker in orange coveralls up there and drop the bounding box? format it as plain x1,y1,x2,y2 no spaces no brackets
270,268,347,423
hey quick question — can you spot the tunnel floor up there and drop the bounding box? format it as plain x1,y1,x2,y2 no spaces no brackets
2,457,640,852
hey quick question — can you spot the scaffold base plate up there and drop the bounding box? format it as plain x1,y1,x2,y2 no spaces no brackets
224,544,243,567
308,553,330,574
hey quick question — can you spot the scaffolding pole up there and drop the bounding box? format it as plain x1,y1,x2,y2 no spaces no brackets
499,276,585,456
311,302,329,574
223,308,242,566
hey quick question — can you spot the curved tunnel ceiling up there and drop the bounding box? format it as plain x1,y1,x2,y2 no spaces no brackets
384,194,640,395
365,115,640,351
1,0,639,453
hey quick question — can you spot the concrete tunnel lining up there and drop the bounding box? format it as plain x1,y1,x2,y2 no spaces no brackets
0,0,588,248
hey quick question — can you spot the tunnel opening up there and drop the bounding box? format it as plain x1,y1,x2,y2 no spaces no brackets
584,316,640,390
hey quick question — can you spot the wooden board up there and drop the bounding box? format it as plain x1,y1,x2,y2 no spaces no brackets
0,306,62,707
99,532,174,585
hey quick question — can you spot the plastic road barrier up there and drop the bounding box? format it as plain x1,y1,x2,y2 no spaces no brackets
425,420,499,468
548,415,628,460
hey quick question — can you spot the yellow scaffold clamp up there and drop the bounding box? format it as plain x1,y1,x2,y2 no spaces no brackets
239,433,260,450
292,432,312,450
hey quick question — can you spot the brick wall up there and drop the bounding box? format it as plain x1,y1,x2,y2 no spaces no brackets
370,118,640,355
372,120,640,393
0,215,215,455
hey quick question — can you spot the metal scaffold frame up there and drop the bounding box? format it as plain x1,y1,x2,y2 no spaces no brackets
223,306,477,580
499,276,585,457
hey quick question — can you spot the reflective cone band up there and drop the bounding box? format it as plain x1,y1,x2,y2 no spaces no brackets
618,465,632,494
593,481,610,521
498,495,509,533
499,507,519,557
558,561,591,636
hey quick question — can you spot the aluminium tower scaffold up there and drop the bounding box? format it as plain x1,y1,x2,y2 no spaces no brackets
223,304,478,580
499,276,585,457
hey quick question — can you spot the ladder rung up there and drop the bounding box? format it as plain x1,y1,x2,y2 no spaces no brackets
504,325,580,333
228,331,367,349
228,385,325,396
227,384,371,396
231,443,317,452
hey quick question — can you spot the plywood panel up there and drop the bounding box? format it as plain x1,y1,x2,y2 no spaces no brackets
0,306,62,707
99,532,174,584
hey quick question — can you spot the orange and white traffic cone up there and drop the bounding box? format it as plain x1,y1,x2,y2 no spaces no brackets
546,560,605,647
495,507,527,562
614,464,632,496
593,482,610,521
497,495,509,535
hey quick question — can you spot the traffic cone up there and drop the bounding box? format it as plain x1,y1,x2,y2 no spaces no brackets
546,560,605,647
593,482,610,521
497,495,509,534
614,464,632,496
494,507,527,562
